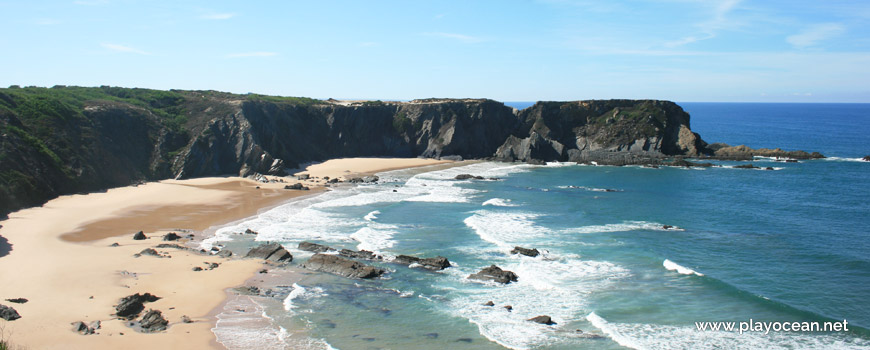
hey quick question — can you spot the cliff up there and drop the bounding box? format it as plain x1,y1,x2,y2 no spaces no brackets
0,86,820,217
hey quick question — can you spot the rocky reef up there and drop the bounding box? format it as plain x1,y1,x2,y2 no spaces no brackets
0,86,823,217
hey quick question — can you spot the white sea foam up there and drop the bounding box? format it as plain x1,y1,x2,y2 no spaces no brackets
464,210,551,249
445,255,629,349
556,185,620,192
663,259,704,276
482,198,518,207
564,221,683,234
282,283,327,313
350,225,397,253
822,156,867,162
215,296,287,350
363,210,380,221
586,312,870,350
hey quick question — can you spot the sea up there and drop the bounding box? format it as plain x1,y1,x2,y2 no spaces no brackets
206,102,870,350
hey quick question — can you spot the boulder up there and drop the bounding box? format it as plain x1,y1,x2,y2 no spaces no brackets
72,321,95,335
303,253,385,279
297,174,310,180
393,255,451,270
298,241,334,253
455,174,485,180
181,315,193,323
132,231,147,240
510,246,539,257
483,301,495,306
135,248,164,258
115,293,160,319
284,183,309,190
0,304,21,321
468,265,518,284
362,175,379,183
863,156,870,161
327,178,340,184
5,298,27,304
244,228,259,235
245,243,293,263
339,249,381,260
670,159,713,167
528,315,556,325
139,309,168,333
162,232,181,241
217,249,233,258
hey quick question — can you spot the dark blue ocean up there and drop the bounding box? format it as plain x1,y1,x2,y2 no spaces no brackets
210,103,870,350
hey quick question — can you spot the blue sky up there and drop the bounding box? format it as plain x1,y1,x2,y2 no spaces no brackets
1,0,869,102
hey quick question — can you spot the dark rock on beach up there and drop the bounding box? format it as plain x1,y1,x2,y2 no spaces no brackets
72,321,96,335
162,232,181,241
0,304,21,320
528,315,556,325
510,246,539,257
132,231,147,240
468,265,518,284
284,183,309,190
135,248,166,258
393,255,451,270
5,298,28,304
245,243,293,263
115,293,160,319
298,241,334,253
304,253,384,279
139,309,169,332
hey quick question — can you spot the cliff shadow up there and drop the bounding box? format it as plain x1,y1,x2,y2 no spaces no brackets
0,233,10,258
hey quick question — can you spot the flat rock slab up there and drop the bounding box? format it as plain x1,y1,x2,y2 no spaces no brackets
304,253,384,279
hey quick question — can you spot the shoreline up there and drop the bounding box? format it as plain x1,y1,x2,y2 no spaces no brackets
0,157,456,350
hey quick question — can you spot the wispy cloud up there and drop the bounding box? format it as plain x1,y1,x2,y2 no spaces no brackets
101,43,150,55
423,32,484,43
226,52,278,58
665,0,743,48
786,23,845,48
200,12,236,20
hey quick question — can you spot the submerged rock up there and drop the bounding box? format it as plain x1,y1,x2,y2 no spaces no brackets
304,253,384,279
528,315,556,325
468,265,518,284
733,164,759,169
863,155,870,161
510,246,539,257
393,255,451,270
455,174,485,180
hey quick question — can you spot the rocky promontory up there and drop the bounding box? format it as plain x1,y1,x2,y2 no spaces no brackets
0,86,824,216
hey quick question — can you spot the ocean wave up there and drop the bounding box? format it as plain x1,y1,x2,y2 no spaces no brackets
464,210,551,249
350,225,397,253
363,210,380,221
663,259,704,276
482,198,518,207
586,312,870,350
445,256,629,349
564,221,684,234
821,157,868,163
556,185,621,192
283,283,327,312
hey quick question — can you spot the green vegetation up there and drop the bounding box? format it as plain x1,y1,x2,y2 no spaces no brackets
392,111,413,134
362,100,385,106
245,93,323,106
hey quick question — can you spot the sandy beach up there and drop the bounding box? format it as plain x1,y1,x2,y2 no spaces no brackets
0,157,451,350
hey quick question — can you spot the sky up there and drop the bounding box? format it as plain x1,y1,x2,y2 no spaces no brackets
1,0,869,102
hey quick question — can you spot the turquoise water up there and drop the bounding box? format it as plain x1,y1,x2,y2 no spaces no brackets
211,103,870,349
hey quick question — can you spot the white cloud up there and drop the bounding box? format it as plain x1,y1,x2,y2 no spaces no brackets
101,43,150,55
786,23,846,48
226,52,278,58
423,32,484,43
664,0,743,48
200,13,236,20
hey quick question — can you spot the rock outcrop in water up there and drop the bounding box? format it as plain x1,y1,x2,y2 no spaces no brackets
0,86,824,217
303,253,385,279
468,265,519,284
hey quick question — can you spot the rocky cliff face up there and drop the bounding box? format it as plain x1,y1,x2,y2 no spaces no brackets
0,86,812,217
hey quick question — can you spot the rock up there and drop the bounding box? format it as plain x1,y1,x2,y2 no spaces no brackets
455,174,485,180
327,178,339,184
510,246,539,257
765,167,774,170
162,232,181,241
670,159,713,167
244,228,259,235
298,241,334,253
284,183,304,190
259,269,268,274
181,315,193,323
303,253,385,279
863,156,870,161
662,225,673,230
297,174,310,180
504,305,513,312
468,265,518,284
217,249,233,258
348,177,364,183
110,242,120,247
139,309,168,332
5,298,27,304
528,315,556,325
72,321,95,335
135,248,164,258
132,231,147,240
483,301,495,306
393,255,451,270
192,266,203,271
0,304,21,321
245,243,293,263
339,249,381,260
115,293,160,319
733,163,759,169
362,175,379,183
